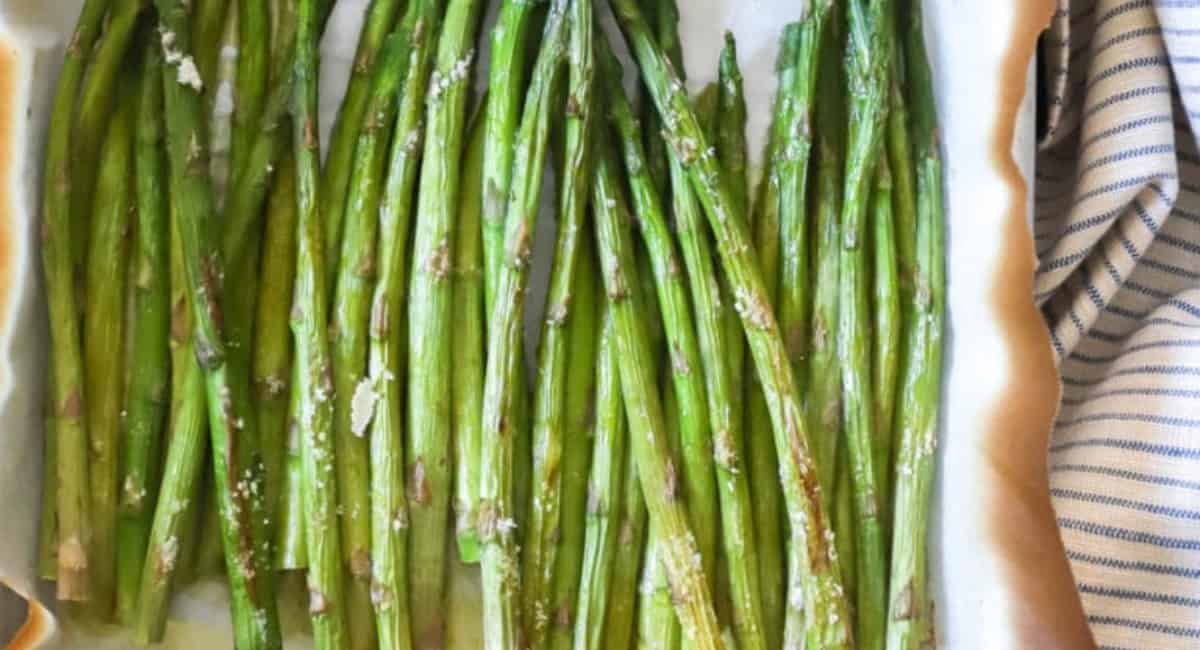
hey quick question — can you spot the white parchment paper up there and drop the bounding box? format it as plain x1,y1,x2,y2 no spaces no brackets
0,0,1044,647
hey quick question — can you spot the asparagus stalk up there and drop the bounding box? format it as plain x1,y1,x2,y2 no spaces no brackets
329,19,426,647
739,25,802,646
872,158,900,524
592,124,724,649
694,83,718,142
481,0,547,310
364,71,419,649
206,9,239,208
275,375,307,570
250,157,300,539
403,0,484,645
38,390,58,581
132,208,210,643
156,0,283,644
187,11,240,585
255,151,298,555
191,469,226,579
611,3,854,646
320,0,405,280
777,5,828,391
808,2,851,629
601,430,646,650
601,25,721,610
159,0,280,637
453,103,488,561
716,34,749,220
883,2,919,538
289,0,349,643
478,3,569,646
522,0,595,640
116,48,172,624
637,0,667,200
571,304,626,650
835,0,894,645
218,0,300,279
192,0,232,85
230,0,270,180
478,1,544,558
547,240,600,650
83,70,137,619
671,85,768,650
599,223,656,650
69,0,144,271
716,34,749,421
42,0,113,602
636,384,681,650
886,2,944,644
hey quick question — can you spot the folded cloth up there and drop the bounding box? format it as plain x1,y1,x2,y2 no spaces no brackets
1036,0,1200,647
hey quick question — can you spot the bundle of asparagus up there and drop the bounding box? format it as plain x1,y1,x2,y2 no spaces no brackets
36,0,944,647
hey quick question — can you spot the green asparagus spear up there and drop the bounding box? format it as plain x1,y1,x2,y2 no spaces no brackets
600,27,721,615
206,8,239,208
547,240,600,650
116,48,172,625
716,33,749,424
592,126,724,649
191,470,227,578
740,26,801,646
694,83,718,143
807,4,850,635
479,3,569,646
362,33,428,644
289,0,348,643
218,0,299,278
70,0,144,271
522,0,595,640
320,0,405,281
375,7,454,624
83,70,136,620
716,34,748,220
883,0,918,539
192,0,232,86
809,0,846,514
872,157,900,525
599,218,655,649
886,2,944,644
364,71,421,650
453,102,488,562
836,0,893,645
403,0,484,645
778,4,828,391
571,303,626,650
611,2,854,646
132,208,210,644
672,86,769,650
255,151,298,556
156,0,283,644
38,389,58,581
329,20,425,648
636,386,682,650
601,431,646,650
481,0,547,311
478,2,545,557
275,380,308,571
43,0,112,602
230,0,270,180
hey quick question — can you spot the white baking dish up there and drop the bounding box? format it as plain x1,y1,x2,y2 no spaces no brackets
0,0,1096,646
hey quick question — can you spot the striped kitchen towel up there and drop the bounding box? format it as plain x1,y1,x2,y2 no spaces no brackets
1036,0,1200,647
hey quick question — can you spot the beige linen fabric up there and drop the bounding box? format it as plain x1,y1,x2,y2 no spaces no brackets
1036,0,1200,647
